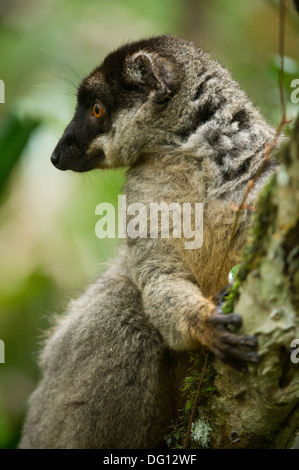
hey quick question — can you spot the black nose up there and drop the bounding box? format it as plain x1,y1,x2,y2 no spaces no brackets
51,150,60,168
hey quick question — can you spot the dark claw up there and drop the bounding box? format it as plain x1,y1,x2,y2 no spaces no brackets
223,359,249,374
238,335,258,348
243,352,261,363
211,345,249,373
220,331,258,348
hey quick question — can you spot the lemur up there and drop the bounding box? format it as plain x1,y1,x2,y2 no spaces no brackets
19,35,278,449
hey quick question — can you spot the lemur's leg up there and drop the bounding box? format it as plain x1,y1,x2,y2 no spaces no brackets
19,275,174,449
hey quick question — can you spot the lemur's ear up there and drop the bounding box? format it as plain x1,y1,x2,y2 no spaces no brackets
124,52,179,103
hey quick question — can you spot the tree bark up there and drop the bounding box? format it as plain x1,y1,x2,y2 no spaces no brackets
189,116,299,449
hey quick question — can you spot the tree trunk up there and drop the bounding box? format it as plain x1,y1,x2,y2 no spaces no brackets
189,116,299,449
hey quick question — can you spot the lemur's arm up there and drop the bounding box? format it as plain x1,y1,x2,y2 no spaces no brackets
127,240,259,372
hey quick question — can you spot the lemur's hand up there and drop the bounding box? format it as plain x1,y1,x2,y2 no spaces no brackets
208,285,260,373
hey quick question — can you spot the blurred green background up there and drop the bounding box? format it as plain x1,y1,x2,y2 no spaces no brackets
0,0,298,449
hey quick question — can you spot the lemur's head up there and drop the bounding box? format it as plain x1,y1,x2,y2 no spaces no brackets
51,36,196,172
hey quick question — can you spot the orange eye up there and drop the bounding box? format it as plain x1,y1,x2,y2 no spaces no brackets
92,103,103,118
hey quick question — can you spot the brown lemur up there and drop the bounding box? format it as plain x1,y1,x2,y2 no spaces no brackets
20,35,278,449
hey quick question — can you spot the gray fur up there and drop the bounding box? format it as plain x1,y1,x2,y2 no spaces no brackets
19,36,279,449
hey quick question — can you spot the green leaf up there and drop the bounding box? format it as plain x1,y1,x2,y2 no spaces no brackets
0,113,40,194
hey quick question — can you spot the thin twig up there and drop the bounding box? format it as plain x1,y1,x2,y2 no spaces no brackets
183,353,209,449
215,0,289,287
279,0,287,123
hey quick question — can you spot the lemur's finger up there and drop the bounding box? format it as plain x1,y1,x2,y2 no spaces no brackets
217,329,258,349
213,339,261,364
211,346,249,373
209,313,242,328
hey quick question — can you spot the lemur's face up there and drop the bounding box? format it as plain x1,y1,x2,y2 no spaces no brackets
51,38,181,172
